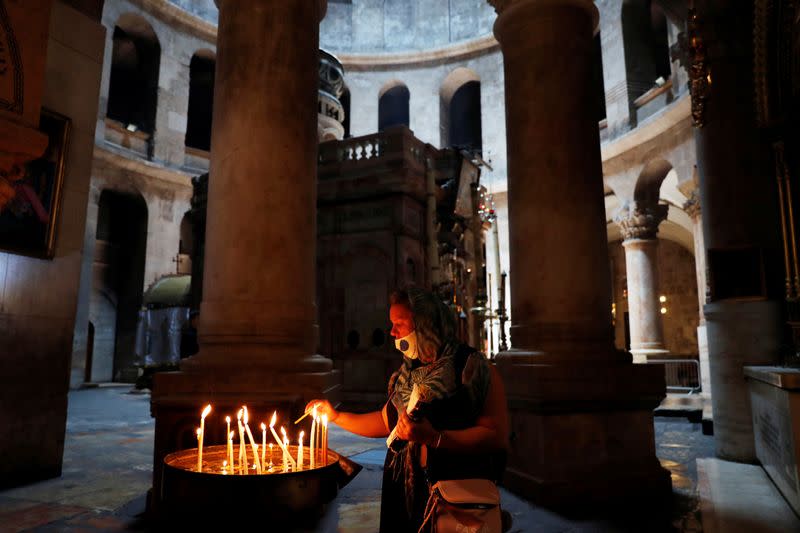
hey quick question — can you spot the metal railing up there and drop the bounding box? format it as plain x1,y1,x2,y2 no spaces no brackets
647,359,701,394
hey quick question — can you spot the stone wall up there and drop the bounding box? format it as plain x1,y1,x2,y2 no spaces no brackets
0,1,105,487
609,238,700,356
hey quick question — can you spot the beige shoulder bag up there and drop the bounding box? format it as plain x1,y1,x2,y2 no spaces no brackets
419,478,502,533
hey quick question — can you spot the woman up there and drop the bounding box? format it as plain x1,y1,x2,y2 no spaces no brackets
307,287,509,532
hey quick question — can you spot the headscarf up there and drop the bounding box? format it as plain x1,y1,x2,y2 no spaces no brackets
386,287,492,520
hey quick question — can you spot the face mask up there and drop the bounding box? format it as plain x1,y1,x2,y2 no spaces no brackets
395,331,419,359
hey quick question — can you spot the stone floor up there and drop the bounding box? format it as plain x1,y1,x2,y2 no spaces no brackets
0,386,781,532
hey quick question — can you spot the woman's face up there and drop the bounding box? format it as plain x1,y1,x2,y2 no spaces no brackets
389,303,414,340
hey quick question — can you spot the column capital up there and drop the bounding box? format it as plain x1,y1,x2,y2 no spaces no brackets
683,190,701,219
614,202,669,241
490,0,598,34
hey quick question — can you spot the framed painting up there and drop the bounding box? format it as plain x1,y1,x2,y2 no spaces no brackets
0,108,70,259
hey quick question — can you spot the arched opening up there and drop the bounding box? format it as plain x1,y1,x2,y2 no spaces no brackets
593,33,607,122
106,14,160,135
378,82,410,131
178,211,193,275
89,190,148,383
341,88,351,138
621,0,673,99
185,50,216,152
440,68,482,152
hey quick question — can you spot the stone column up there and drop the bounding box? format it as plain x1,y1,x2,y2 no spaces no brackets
679,176,713,413
693,2,783,462
615,203,669,363
151,0,337,510
490,0,670,506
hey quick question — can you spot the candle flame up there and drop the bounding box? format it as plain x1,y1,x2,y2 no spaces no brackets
196,428,201,436
261,422,266,431
299,430,305,441
226,415,231,423
280,426,287,438
223,460,227,467
229,431,234,440
270,411,277,428
237,409,243,421
243,406,249,425
201,404,212,419
322,414,328,425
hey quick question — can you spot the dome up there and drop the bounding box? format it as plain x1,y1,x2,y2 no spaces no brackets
166,1,497,54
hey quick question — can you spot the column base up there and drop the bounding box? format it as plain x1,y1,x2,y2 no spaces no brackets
630,347,669,364
495,349,671,509
149,361,340,515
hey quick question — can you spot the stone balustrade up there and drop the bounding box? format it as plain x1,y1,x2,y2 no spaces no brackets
318,126,427,173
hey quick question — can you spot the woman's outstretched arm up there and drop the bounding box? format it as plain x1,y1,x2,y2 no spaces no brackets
305,399,391,439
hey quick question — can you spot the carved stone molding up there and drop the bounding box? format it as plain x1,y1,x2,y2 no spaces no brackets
614,202,669,241
683,190,701,219
687,8,710,128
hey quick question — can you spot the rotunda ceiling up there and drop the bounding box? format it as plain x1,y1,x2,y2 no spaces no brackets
166,0,497,54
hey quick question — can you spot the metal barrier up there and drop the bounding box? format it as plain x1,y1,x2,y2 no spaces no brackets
646,359,701,394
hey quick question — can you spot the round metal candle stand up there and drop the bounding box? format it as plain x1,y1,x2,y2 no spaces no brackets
160,445,349,526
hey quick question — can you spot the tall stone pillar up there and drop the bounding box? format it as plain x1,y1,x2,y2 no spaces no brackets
615,203,669,363
489,0,670,506
679,176,713,412
150,0,337,510
693,2,784,462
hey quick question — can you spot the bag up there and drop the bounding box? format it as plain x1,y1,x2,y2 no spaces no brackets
419,479,502,533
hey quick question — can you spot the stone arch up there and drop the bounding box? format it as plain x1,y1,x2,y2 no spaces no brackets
634,158,674,206
378,80,410,131
107,13,161,136
185,49,216,152
621,0,672,100
440,67,482,151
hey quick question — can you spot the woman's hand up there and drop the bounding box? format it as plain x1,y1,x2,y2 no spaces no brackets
304,399,339,422
395,410,438,446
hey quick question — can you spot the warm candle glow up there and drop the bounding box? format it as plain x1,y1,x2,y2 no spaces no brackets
196,428,202,471
322,414,329,465
201,404,212,419
261,423,267,467
270,411,277,428
298,430,305,470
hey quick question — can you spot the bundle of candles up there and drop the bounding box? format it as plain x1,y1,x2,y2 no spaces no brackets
193,404,330,475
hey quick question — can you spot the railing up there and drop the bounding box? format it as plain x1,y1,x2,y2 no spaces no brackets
647,359,701,394
318,126,427,170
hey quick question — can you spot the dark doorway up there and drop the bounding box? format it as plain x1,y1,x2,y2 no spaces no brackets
448,81,482,152
106,15,161,135
185,51,215,152
90,190,148,382
378,84,410,131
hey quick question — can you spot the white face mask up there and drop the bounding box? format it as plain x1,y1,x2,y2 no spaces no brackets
395,331,419,359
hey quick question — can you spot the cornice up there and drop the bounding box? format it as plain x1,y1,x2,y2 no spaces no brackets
127,0,217,44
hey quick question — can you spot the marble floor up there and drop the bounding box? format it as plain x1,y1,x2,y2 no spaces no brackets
0,387,789,532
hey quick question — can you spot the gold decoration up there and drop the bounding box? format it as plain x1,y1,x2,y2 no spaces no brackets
687,9,711,128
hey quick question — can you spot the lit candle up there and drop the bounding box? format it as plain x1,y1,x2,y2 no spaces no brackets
298,430,304,470
322,414,328,465
196,428,202,471
310,408,317,469
198,404,211,471
228,431,234,474
243,407,262,474
222,460,228,474
237,409,247,474
268,412,297,469
268,443,274,470
315,414,322,465
261,423,267,467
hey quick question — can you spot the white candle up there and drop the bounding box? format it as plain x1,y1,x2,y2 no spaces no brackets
268,443,274,470
322,414,328,465
261,423,267,467
223,460,228,474
315,415,322,465
198,404,211,471
196,428,202,471
310,409,317,469
281,430,289,472
228,431,234,474
237,409,247,474
268,412,297,469
298,431,304,470
243,407,262,474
